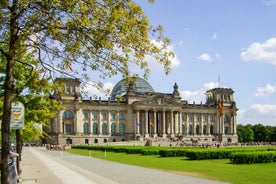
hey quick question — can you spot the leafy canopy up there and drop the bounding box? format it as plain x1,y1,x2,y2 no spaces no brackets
0,0,174,82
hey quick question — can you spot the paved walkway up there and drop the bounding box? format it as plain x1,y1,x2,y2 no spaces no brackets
20,147,229,184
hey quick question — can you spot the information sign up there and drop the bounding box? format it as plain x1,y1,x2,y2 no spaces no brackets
10,101,25,129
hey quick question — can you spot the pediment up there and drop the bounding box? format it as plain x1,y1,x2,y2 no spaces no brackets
133,93,181,106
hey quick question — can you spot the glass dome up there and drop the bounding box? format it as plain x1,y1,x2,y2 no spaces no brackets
110,78,154,100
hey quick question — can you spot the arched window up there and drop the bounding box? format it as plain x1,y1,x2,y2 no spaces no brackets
119,123,125,135
111,123,116,136
93,123,98,134
63,110,73,119
203,125,207,135
196,124,199,135
188,124,192,135
210,125,214,135
102,123,107,135
83,123,89,135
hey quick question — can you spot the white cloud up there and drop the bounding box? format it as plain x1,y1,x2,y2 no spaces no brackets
83,81,114,99
197,53,213,61
180,81,221,103
262,0,276,6
241,37,276,65
212,32,218,40
254,83,276,97
250,104,276,116
238,104,276,125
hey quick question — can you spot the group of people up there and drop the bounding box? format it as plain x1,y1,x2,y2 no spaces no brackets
45,144,66,151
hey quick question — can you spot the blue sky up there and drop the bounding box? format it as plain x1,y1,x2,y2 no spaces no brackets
85,0,276,126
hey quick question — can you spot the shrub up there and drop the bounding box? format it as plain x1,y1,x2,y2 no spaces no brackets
230,151,276,164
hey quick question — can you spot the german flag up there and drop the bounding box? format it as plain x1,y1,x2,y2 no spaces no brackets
219,101,224,115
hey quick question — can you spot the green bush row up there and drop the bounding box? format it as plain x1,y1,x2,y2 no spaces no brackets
71,145,163,155
72,145,276,163
230,151,276,164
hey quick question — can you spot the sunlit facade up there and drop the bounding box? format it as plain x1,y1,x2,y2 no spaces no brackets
44,78,238,145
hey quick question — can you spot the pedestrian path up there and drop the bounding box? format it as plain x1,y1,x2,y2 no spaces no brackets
20,147,230,184
20,147,116,184
29,148,95,184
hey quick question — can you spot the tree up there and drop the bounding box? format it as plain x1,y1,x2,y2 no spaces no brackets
0,51,63,178
252,124,267,142
237,124,254,143
0,0,173,182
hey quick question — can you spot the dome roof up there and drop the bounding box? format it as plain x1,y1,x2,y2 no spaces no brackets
110,78,154,100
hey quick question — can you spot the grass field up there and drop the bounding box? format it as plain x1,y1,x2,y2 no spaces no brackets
66,148,276,184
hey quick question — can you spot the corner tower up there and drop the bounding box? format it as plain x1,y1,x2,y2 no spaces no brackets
53,78,82,101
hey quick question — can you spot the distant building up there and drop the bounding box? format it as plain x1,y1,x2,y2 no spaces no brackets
44,77,238,145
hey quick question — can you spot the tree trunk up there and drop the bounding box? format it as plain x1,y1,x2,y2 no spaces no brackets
16,130,21,175
1,1,17,183
1,57,14,183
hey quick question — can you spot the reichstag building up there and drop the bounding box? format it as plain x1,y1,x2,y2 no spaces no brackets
44,77,238,145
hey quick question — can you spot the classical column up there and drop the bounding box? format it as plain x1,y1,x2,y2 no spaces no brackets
108,111,111,135
89,111,93,134
200,114,203,135
162,110,166,137
171,111,174,137
153,110,157,137
174,112,179,135
233,114,237,134
145,110,149,138
99,111,102,134
206,114,210,135
116,111,120,134
221,115,224,135
178,112,182,135
136,111,140,134
193,114,196,135
184,113,188,136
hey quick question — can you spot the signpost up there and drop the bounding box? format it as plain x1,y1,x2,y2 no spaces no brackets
10,101,25,182
10,101,25,129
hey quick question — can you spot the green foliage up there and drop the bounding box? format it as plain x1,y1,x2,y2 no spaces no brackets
0,53,63,142
1,0,173,81
230,151,276,164
237,123,276,143
237,124,254,143
252,124,267,142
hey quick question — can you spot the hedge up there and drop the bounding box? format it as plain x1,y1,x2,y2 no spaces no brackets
230,151,276,164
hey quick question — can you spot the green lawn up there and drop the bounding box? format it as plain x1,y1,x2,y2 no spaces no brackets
66,148,276,184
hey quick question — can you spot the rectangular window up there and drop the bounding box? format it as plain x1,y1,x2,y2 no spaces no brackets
119,113,125,120
65,124,72,135
195,115,200,122
182,114,185,121
66,86,70,94
188,114,193,122
102,112,107,120
84,112,89,119
93,113,98,119
111,113,116,120
71,86,75,93
202,115,207,122
210,115,215,122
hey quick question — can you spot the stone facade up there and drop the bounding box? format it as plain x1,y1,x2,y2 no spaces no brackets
44,78,238,145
